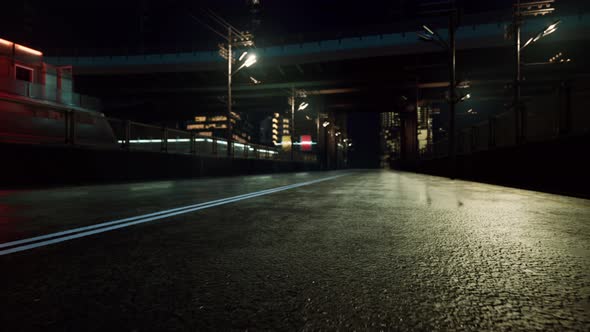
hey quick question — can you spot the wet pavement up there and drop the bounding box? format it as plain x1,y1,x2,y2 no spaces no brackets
0,170,589,331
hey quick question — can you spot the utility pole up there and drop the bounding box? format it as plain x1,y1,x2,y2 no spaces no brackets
290,86,295,161
316,109,321,163
227,27,233,157
324,121,329,169
192,10,257,158
417,0,459,178
514,0,523,145
448,10,457,178
511,0,558,144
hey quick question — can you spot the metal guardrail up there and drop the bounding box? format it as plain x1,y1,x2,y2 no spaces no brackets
107,118,317,162
419,98,589,161
0,97,316,163
0,78,101,110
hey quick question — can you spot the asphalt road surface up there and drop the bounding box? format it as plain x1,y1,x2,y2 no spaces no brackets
0,170,589,331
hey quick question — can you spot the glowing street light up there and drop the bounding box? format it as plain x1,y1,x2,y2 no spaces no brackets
235,53,257,73
422,25,435,35
418,25,449,49
322,121,330,128
298,102,309,111
239,51,248,61
513,0,562,144
521,20,561,50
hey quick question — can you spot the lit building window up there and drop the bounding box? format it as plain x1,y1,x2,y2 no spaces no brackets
187,124,205,130
194,116,207,122
209,115,227,122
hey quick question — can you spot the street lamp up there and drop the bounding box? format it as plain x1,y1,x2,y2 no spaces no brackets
298,102,309,111
512,0,560,144
236,53,257,72
190,10,256,158
459,93,471,102
219,30,257,157
417,13,457,178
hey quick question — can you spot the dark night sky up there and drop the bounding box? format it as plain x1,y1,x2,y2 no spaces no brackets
1,0,563,55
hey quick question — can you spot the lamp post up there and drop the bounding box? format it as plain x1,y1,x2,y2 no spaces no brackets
417,13,459,178
227,28,233,157
219,31,256,157
448,14,456,178
290,87,295,161
512,0,559,143
322,120,330,169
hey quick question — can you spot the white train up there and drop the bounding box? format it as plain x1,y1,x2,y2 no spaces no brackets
0,37,117,146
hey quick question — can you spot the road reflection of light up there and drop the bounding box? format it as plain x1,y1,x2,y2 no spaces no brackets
130,182,174,191
250,175,273,181
295,172,310,176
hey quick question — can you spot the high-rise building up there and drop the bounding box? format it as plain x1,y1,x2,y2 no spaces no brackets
380,112,401,167
417,106,433,154
186,111,256,144
270,112,290,148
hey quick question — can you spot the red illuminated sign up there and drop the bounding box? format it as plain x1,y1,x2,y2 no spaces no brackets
300,135,312,151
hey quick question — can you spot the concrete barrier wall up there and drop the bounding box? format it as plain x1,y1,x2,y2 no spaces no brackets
1,143,319,187
406,134,590,198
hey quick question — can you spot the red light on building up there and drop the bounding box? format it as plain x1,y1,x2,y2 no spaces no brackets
0,37,43,56
15,44,42,56
300,135,312,151
0,38,12,47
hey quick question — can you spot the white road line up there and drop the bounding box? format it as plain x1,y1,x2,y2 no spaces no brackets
0,173,348,256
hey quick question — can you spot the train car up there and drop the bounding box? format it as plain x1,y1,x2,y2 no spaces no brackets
0,37,117,147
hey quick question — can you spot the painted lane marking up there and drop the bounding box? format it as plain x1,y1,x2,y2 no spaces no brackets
0,173,348,256
0,175,345,250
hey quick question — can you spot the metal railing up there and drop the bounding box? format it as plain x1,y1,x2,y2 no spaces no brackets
0,77,101,110
107,118,317,162
419,90,590,160
0,98,317,163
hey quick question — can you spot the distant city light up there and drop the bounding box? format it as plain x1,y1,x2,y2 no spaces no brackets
322,121,330,128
